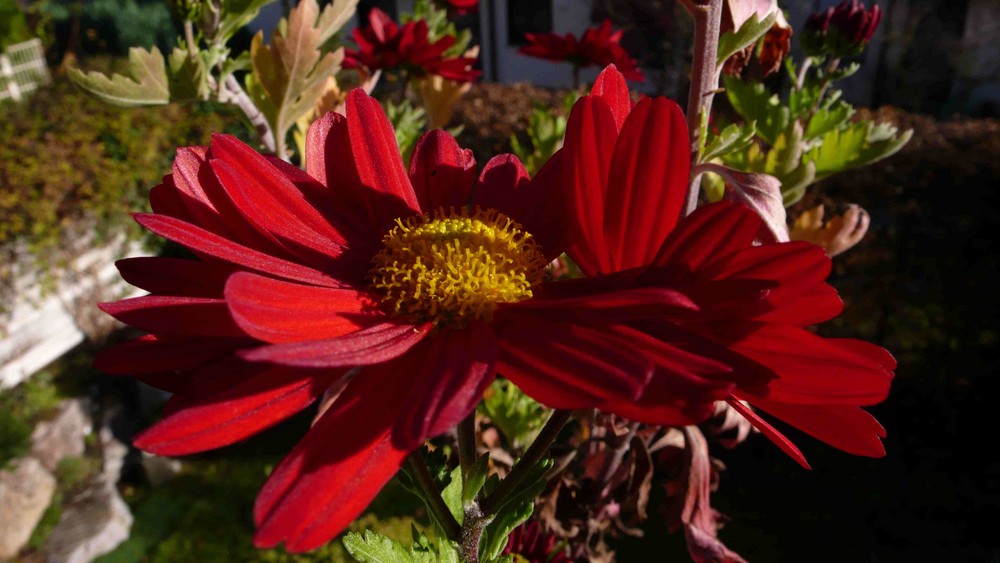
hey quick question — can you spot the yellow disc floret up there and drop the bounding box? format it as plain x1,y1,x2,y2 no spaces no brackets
370,207,547,326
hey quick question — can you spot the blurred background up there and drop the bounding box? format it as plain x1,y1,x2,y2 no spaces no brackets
0,0,997,561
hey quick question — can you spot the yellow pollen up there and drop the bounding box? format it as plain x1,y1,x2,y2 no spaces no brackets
370,207,547,326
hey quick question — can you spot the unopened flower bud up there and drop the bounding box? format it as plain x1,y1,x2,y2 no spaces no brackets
802,0,882,58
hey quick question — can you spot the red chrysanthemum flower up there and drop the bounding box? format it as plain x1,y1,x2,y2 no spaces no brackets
519,20,645,82
344,8,479,82
553,65,894,467
96,89,737,552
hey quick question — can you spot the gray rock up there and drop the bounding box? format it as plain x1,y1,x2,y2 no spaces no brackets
31,398,92,472
43,479,132,563
140,453,182,486
0,457,57,560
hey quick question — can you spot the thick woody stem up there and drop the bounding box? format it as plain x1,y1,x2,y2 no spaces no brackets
682,0,724,216
220,74,277,155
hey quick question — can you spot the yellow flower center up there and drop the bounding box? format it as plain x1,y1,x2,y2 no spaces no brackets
370,207,547,326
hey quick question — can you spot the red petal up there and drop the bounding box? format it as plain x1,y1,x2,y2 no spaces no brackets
99,296,245,337
748,399,886,457
133,213,341,288
394,322,497,449
134,366,342,456
254,363,414,552
224,272,378,344
726,397,810,469
496,314,653,405
562,95,618,275
116,257,236,297
240,322,430,367
409,129,476,211
346,90,420,229
94,334,248,375
590,65,631,130
603,97,689,271
719,323,893,405
655,201,760,270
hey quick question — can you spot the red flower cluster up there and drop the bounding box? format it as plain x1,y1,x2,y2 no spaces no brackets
519,20,645,82
803,0,883,56
344,8,479,82
97,65,892,552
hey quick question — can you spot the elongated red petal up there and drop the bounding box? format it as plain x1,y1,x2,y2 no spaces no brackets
254,362,414,552
409,129,476,211
748,399,886,457
718,323,893,405
655,201,761,270
346,90,420,229
497,314,653,405
726,397,810,469
115,257,236,297
94,334,249,375
99,296,245,337
240,322,430,367
224,272,378,344
603,97,689,271
135,366,344,456
133,213,341,288
562,95,618,275
394,322,497,449
590,65,631,130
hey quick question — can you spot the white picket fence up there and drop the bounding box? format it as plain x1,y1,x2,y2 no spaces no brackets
0,38,51,103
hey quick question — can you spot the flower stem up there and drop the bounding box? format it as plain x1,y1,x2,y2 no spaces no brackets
406,452,462,542
682,0,723,216
457,412,477,474
479,409,571,517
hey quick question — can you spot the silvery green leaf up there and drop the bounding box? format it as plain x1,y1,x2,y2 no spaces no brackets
69,46,169,107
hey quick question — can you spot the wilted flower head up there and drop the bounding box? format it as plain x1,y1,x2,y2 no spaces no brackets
519,20,645,82
722,10,792,79
802,0,882,57
790,203,871,257
344,7,479,82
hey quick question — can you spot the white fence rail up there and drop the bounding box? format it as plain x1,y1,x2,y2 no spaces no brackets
0,38,51,103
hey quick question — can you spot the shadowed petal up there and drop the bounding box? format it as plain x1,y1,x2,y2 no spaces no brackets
409,129,476,210
240,322,431,367
115,257,236,297
225,272,380,344
99,296,245,337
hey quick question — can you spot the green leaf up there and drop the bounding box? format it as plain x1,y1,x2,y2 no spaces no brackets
856,127,913,168
343,530,418,563
463,454,491,505
440,466,463,526
384,99,427,166
804,121,870,176
717,11,778,68
700,122,756,164
217,0,277,42
805,100,854,140
167,48,210,102
764,122,805,177
723,75,788,145
780,160,816,206
69,46,169,107
478,380,548,450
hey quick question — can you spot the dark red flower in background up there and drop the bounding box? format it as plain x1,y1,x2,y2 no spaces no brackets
344,7,479,82
96,87,744,552
519,20,645,82
553,66,894,467
503,521,570,563
802,0,882,57
437,0,477,15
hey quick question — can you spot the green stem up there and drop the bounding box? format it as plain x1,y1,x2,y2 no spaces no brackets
479,410,571,517
457,412,477,475
406,453,462,542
